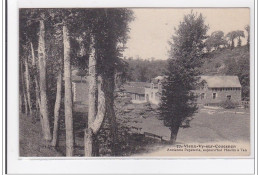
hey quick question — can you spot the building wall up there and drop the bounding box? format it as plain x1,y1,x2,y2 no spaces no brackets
197,87,241,105
72,82,88,104
145,85,241,106
145,88,160,105
129,93,146,103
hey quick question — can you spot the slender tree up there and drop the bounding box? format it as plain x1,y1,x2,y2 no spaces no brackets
236,30,245,47
20,61,28,115
24,55,33,116
85,35,106,156
51,71,62,147
63,20,74,156
159,12,208,144
38,15,52,141
226,31,238,50
95,9,133,156
245,25,250,51
30,41,41,118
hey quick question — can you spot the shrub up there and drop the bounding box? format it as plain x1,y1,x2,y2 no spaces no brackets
220,100,236,109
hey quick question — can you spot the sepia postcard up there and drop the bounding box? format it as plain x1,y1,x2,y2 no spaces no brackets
18,7,251,158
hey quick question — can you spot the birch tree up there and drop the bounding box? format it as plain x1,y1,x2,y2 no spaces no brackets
51,71,62,147
63,21,74,156
38,16,52,141
30,41,41,118
24,55,33,116
83,9,133,156
20,61,28,115
84,35,106,156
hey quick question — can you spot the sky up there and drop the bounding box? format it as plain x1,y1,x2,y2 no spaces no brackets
123,8,250,60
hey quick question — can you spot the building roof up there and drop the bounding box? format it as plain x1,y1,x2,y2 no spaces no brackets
151,75,167,84
123,82,150,95
200,76,241,88
154,76,165,80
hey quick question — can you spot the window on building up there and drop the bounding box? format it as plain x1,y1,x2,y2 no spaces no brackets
201,93,205,99
213,93,216,99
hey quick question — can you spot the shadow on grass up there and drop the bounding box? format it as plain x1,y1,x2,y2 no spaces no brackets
55,111,169,157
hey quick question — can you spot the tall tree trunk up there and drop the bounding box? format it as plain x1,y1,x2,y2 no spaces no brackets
24,57,33,116
238,36,241,47
170,123,180,144
85,36,97,156
34,75,41,119
21,63,28,115
31,42,41,118
231,39,234,50
35,79,44,131
104,76,117,156
51,71,62,147
63,24,74,156
38,19,52,141
88,37,97,127
85,36,106,156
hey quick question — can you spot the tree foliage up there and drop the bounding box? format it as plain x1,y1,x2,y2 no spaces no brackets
19,8,133,156
236,30,245,47
245,25,250,51
124,57,168,82
205,31,227,51
159,12,208,143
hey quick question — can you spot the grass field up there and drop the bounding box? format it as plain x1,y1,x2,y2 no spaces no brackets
19,100,250,157
117,103,250,144
177,107,250,144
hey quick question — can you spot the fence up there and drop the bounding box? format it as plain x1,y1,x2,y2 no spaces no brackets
143,132,163,141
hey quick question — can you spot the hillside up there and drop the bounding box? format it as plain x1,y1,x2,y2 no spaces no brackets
200,45,250,76
124,46,250,99
200,46,250,99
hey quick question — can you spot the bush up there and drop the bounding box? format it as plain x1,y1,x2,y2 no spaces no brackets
220,100,236,109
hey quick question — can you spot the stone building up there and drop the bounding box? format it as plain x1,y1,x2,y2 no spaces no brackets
72,73,242,107
144,75,242,106
197,76,242,105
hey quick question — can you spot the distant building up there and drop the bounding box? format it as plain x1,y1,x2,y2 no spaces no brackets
144,75,242,106
72,73,242,107
72,74,88,105
144,76,166,105
122,82,150,103
197,76,242,105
